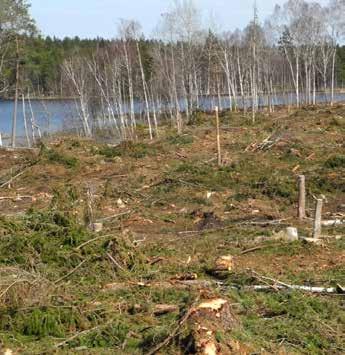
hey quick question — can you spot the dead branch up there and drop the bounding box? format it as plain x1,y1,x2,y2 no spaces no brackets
250,270,293,289
106,252,127,272
0,279,32,299
0,167,30,188
75,234,115,250
236,218,291,226
147,256,165,265
54,321,113,348
0,195,33,202
95,211,131,222
245,133,282,152
247,285,343,294
147,298,199,355
54,259,87,284
240,245,270,255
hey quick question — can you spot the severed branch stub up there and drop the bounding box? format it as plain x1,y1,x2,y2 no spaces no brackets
298,175,306,220
313,198,323,239
153,304,179,316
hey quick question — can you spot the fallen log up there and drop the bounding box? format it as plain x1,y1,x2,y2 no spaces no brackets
247,284,344,294
322,219,345,227
103,277,345,296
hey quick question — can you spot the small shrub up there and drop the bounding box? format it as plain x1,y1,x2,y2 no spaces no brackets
41,147,78,168
330,115,345,127
252,176,295,201
309,174,345,194
324,155,345,169
170,162,234,190
0,210,91,266
167,134,194,146
21,309,65,338
76,321,130,348
188,110,209,125
99,141,158,159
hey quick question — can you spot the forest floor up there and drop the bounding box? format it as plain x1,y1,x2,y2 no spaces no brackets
0,105,344,354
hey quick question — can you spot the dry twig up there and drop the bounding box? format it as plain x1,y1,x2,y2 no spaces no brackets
54,259,87,284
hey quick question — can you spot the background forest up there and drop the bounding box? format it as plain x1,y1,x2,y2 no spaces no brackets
1,0,345,140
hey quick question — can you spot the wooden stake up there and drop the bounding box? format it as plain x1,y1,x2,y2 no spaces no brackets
298,175,306,220
313,199,323,239
215,106,222,166
86,187,94,226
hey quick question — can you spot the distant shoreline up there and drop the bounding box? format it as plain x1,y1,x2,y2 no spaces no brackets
1,89,345,101
0,96,78,101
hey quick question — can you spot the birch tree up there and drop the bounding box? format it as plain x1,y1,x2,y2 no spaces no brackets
63,57,93,137
327,0,345,104
0,0,36,147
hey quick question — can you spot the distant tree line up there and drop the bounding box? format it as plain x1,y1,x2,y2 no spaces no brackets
2,33,345,98
1,0,345,143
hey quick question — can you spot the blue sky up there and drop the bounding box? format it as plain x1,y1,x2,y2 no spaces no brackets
30,0,329,39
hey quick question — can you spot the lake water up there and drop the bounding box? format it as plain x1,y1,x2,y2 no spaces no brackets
1,92,345,146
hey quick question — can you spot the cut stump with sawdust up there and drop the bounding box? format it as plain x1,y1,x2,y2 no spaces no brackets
185,297,241,355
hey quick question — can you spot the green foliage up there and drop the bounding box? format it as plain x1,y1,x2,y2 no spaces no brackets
167,134,194,146
40,146,79,168
99,141,159,159
232,290,345,354
74,321,131,348
252,175,295,201
309,174,345,193
0,0,36,36
336,45,345,86
324,155,345,169
140,325,171,351
0,210,90,267
188,110,209,125
20,309,67,338
330,115,345,127
169,162,234,190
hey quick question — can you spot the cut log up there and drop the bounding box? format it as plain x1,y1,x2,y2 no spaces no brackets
322,219,344,227
272,227,299,242
214,256,234,272
210,255,234,278
187,298,239,355
173,273,198,281
153,304,179,316
301,237,324,246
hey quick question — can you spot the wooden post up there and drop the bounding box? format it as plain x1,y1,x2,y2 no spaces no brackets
298,175,306,220
215,106,221,166
313,199,323,239
86,187,94,226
